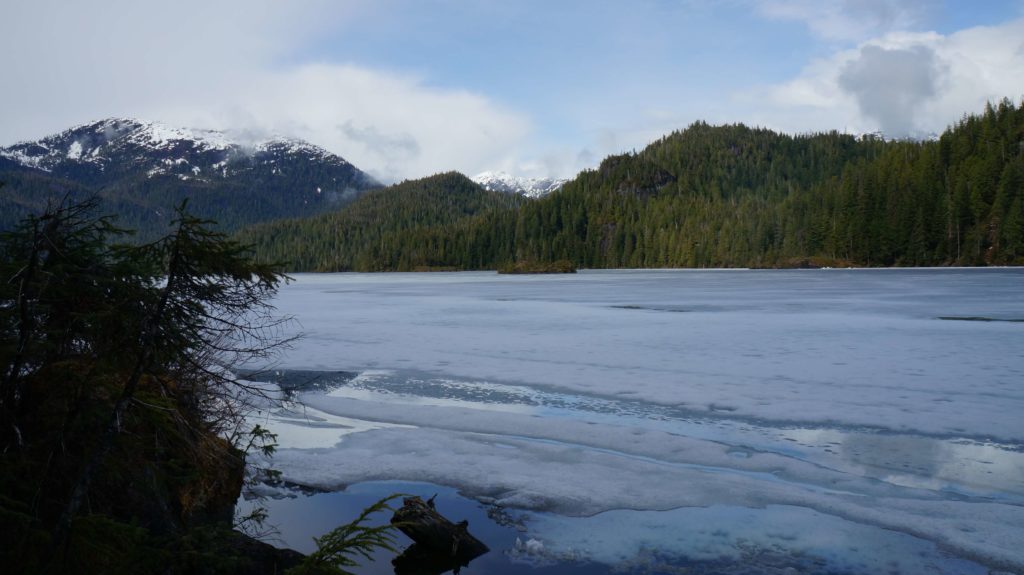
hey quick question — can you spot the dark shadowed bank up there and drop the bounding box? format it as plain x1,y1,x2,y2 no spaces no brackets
0,196,314,574
239,482,620,575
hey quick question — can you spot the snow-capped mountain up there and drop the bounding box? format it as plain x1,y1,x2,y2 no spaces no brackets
0,118,376,187
472,171,568,198
853,130,940,143
0,118,380,237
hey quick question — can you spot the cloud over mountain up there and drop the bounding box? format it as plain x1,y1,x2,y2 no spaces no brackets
0,0,530,183
753,18,1024,137
838,44,945,137
2,0,1021,181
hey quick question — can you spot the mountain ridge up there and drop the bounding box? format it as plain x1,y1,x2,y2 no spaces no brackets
239,99,1024,270
0,118,367,183
472,170,568,198
0,118,380,238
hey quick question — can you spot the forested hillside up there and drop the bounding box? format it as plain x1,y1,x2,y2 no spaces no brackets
237,172,523,271
247,99,1024,271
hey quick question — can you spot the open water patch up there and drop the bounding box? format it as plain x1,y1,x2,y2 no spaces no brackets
238,481,992,574
611,304,691,313
235,368,358,398
237,481,613,575
937,316,1024,323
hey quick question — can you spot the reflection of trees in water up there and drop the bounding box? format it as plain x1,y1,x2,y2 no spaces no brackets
840,433,948,478
393,543,479,575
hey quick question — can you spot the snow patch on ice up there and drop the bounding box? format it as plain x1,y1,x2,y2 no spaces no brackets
242,380,412,450
247,270,1024,572
515,505,990,574
268,424,1024,569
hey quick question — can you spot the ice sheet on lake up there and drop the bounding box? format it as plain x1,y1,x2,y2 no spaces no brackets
511,505,991,574
245,270,1024,572
266,270,1024,440
263,400,1023,570
238,375,411,450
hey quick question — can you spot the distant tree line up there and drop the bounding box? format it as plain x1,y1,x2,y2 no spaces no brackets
240,99,1024,271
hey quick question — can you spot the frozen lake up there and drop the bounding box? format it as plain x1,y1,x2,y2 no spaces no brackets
240,269,1024,573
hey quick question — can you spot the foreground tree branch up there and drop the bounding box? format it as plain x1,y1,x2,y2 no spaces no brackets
26,200,294,555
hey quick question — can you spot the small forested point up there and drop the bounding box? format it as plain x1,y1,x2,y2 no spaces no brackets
497,259,577,274
242,98,1024,271
0,196,302,573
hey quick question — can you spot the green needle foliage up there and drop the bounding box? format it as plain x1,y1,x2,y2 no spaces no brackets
0,194,299,573
236,171,522,271
288,495,405,575
242,98,1024,270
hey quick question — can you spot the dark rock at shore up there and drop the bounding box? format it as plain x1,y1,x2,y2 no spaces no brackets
223,530,306,574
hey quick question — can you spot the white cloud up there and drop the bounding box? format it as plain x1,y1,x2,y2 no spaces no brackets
755,0,939,42
837,44,945,136
3,0,1022,182
203,64,531,183
745,20,1024,136
0,0,531,182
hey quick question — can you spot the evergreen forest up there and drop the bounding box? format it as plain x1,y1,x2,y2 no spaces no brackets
240,99,1024,271
0,199,400,574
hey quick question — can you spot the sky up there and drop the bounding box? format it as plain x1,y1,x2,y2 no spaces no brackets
1,0,1023,183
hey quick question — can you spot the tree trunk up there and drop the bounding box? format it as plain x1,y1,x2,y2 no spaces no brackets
390,495,488,574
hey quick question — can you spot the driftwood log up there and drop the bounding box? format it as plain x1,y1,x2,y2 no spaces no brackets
390,495,489,574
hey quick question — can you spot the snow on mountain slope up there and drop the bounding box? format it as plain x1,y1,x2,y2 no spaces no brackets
0,118,383,237
0,118,373,186
472,170,568,198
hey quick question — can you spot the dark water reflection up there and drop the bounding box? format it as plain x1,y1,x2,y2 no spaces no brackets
237,481,917,575
237,481,612,575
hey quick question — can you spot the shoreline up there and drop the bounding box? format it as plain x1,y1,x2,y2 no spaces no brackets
237,480,613,575
280,265,1024,274
239,479,1001,575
